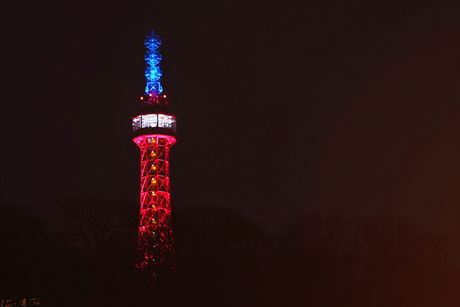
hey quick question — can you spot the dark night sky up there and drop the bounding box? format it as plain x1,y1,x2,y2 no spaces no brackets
4,0,460,230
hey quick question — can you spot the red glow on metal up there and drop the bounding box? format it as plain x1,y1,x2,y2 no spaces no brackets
133,134,176,271
139,92,170,106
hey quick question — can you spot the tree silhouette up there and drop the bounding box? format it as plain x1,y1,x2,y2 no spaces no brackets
2,198,459,306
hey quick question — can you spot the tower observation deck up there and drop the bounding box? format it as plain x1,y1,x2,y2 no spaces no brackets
132,32,177,274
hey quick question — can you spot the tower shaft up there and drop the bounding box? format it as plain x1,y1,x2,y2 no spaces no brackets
134,134,176,270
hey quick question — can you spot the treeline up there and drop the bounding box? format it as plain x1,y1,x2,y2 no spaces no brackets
1,197,459,306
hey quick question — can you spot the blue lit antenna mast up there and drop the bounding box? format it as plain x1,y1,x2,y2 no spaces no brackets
140,31,168,106
144,31,163,95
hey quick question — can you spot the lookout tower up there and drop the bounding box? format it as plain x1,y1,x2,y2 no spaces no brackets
132,32,177,274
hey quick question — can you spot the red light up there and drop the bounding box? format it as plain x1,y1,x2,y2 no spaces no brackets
149,93,152,97
132,134,177,271
163,94,167,98
140,96,144,100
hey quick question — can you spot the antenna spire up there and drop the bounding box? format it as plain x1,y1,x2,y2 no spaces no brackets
144,31,163,95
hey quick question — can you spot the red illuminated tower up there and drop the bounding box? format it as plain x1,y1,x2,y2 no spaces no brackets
132,33,177,275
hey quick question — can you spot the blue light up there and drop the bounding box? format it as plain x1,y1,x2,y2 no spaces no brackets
144,32,163,95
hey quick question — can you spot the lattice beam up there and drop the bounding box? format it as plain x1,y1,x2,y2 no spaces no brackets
134,135,176,271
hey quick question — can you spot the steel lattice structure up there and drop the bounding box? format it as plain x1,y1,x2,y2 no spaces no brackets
133,134,176,270
132,32,177,275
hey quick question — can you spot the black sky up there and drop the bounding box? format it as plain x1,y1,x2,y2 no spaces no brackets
4,0,460,230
